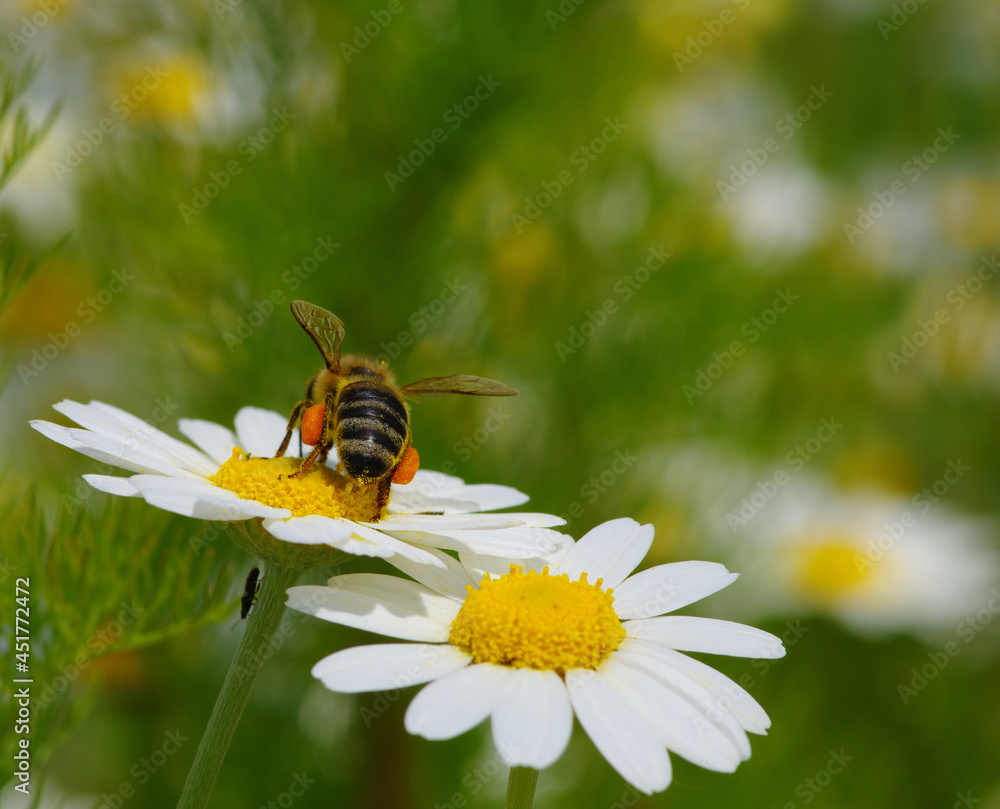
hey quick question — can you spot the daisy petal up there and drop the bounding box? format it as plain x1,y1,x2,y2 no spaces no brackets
613,562,739,620
263,517,446,568
612,641,751,760
264,516,388,557
623,641,771,734
373,514,526,532
458,531,575,581
566,668,672,795
386,493,480,515
55,400,217,477
625,617,786,659
491,668,573,769
82,474,141,497
504,513,567,528
459,551,525,582
234,407,292,457
345,522,449,568
387,475,536,516
383,547,478,601
404,663,513,740
286,575,459,641
389,526,558,559
30,421,205,481
403,469,466,493
311,643,471,693
128,475,291,520
553,519,654,588
177,418,240,464
441,484,529,512
601,657,743,772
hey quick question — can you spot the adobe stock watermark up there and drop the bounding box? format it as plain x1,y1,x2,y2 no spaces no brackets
682,287,798,404
96,729,189,809
672,0,750,73
782,750,853,809
35,602,145,713
449,406,512,464
557,449,638,528
0,557,18,584
887,254,999,372
385,75,501,191
510,116,628,233
843,126,960,243
736,619,809,691
7,0,74,54
51,66,171,181
555,246,672,362
213,0,244,20
17,268,136,386
717,84,833,201
725,417,843,531
545,0,588,30
222,236,340,352
433,743,519,809
877,0,928,40
257,772,316,809
373,278,468,363
178,107,296,223
898,588,1000,705
358,645,454,728
340,0,405,62
855,459,969,576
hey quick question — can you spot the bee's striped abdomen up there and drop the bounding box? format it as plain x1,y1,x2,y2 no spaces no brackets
335,380,408,482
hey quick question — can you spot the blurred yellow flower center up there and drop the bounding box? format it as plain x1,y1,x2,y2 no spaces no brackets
449,566,625,675
115,55,208,124
210,448,382,522
793,538,872,601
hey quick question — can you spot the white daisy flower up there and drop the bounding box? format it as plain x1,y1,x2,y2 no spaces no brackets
287,518,785,795
716,477,1000,639
30,400,566,569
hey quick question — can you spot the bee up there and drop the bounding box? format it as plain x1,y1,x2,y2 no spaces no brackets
275,300,521,513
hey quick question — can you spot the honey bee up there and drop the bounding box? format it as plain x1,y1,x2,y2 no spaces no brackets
275,300,521,513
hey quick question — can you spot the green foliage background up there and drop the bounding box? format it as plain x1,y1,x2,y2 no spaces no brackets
1,0,999,807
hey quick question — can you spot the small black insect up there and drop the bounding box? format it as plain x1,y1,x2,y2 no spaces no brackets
239,566,261,620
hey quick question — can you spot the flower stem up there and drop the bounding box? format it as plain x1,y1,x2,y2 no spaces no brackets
505,767,539,809
176,562,301,809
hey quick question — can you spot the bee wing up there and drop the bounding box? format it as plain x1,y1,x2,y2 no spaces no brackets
400,375,522,398
291,300,345,371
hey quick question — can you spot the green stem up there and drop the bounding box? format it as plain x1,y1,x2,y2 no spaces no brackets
176,562,301,809
505,767,539,809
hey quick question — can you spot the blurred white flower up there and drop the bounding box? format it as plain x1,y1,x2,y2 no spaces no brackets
720,163,835,263
716,477,1000,639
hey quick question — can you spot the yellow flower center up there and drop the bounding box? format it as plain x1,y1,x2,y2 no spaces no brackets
449,566,626,675
115,56,209,124
791,537,872,602
210,448,382,522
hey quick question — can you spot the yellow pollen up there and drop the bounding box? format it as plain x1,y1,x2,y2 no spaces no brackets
792,537,872,602
210,448,382,522
449,565,626,675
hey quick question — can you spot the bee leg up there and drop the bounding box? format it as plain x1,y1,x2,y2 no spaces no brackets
290,393,337,477
275,401,309,458
373,476,392,519
291,441,325,477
